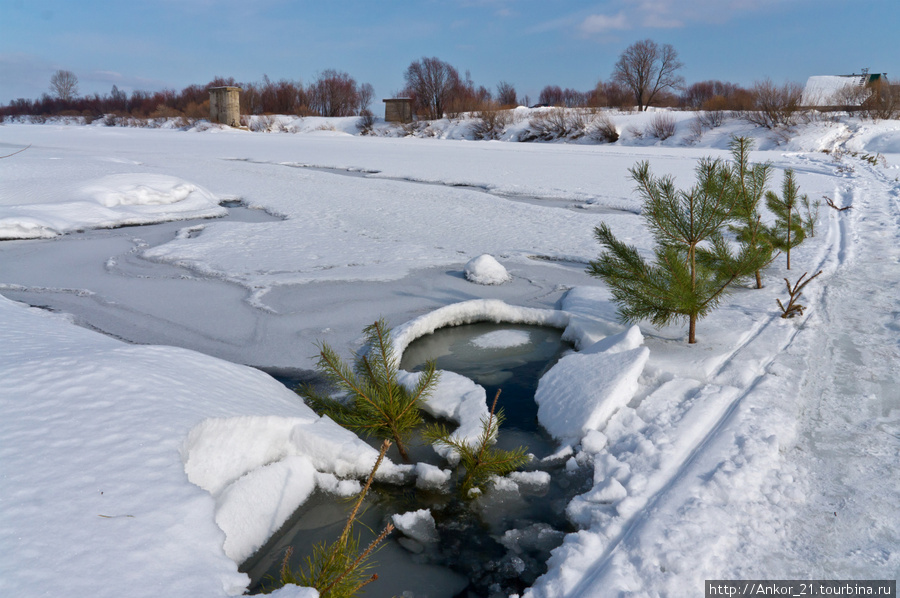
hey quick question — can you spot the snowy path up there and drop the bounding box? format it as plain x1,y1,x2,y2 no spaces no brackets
779,158,900,575
528,151,900,596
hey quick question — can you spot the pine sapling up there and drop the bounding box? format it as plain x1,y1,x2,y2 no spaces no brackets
424,390,530,497
725,136,776,288
588,158,768,343
279,440,395,598
765,169,807,269
801,194,821,237
776,271,822,318
298,319,439,462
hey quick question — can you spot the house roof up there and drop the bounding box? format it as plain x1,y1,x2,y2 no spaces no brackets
801,74,888,107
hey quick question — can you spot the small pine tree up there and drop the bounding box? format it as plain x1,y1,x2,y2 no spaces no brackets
298,319,438,462
588,158,768,343
765,169,807,270
424,390,530,497
726,136,776,288
279,440,394,598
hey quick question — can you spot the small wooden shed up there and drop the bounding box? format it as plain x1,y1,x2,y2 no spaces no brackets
209,86,242,127
383,98,413,123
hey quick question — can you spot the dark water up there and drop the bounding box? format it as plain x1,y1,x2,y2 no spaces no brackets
243,323,589,598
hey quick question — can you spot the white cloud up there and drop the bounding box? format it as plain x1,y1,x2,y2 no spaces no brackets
579,12,630,34
641,12,683,29
572,0,806,37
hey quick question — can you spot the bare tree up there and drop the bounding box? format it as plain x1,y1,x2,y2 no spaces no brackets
357,82,375,113
403,57,461,120
50,69,79,102
496,81,517,107
612,39,684,111
538,85,563,106
308,69,359,117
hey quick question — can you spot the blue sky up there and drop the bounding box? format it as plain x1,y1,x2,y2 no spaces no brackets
1,0,897,106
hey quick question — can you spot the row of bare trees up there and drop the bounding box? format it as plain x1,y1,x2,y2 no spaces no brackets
4,43,898,122
0,71,376,120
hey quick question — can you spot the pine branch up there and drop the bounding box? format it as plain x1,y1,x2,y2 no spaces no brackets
297,320,436,461
426,389,529,496
280,440,394,598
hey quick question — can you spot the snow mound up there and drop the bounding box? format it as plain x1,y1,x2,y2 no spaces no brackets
415,462,453,490
400,369,490,461
535,327,649,446
464,253,511,285
392,509,439,544
0,173,225,239
83,174,215,207
182,414,411,563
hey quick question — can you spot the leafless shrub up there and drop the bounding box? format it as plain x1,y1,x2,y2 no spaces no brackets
830,83,871,114
150,104,181,119
400,121,420,137
626,124,644,139
685,117,705,144
525,107,596,140
777,271,822,318
646,112,676,140
527,107,575,140
247,114,278,132
742,79,804,129
862,82,900,121
357,108,375,135
588,112,619,143
471,104,512,140
566,109,592,134
698,95,730,128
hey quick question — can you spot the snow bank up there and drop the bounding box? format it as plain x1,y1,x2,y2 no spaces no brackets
535,326,649,446
182,414,411,563
390,299,573,357
0,294,296,597
0,289,412,596
464,254,511,285
401,369,490,460
0,173,225,239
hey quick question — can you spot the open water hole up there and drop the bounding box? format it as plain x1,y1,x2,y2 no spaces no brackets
243,323,592,598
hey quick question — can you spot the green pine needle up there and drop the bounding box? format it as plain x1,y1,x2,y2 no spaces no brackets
298,319,439,462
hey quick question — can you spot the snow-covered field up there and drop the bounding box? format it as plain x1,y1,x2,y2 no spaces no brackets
1,113,899,597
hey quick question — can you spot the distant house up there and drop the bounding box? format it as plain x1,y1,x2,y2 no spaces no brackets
801,72,889,109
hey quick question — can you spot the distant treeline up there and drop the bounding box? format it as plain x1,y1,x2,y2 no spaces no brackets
0,75,754,121
2,53,897,122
